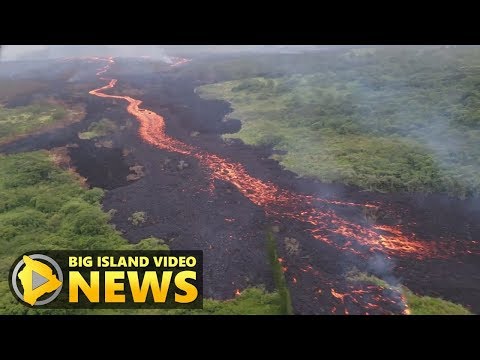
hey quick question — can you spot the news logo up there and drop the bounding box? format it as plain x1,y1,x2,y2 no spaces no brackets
9,250,203,309
11,254,63,306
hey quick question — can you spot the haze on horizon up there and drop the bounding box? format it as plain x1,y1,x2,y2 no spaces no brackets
0,45,336,61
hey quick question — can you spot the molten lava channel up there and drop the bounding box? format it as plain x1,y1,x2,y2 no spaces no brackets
84,56,479,314
88,57,459,261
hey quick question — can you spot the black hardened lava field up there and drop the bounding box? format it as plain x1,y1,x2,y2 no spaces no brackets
2,56,480,314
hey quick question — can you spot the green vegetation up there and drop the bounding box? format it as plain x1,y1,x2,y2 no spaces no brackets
198,46,480,198
0,151,117,313
130,236,169,250
0,151,154,314
347,271,390,288
0,151,283,315
347,271,473,315
403,288,472,315
161,287,282,315
98,287,284,315
129,211,146,226
266,230,293,315
0,103,69,145
78,118,117,140
199,287,282,314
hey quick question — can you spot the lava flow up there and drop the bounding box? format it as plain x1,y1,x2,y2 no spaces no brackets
86,57,477,314
88,57,463,260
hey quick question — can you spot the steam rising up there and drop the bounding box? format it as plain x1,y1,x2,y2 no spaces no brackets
1,45,478,313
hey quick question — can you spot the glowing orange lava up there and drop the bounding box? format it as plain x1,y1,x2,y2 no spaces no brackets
331,289,347,301
85,56,476,314
400,292,411,315
89,60,449,259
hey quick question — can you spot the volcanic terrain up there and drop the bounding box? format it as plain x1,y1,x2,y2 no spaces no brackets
2,57,479,314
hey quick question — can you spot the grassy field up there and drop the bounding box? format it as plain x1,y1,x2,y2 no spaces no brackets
0,151,283,315
347,271,472,315
197,47,480,198
78,118,117,140
0,102,84,145
85,287,283,315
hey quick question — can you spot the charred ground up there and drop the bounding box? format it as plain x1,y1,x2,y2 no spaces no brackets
1,58,479,314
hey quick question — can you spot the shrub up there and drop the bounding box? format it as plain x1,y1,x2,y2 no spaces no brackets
82,188,105,204
131,237,169,250
2,209,46,230
129,211,146,226
60,200,92,215
78,118,117,140
106,208,117,219
2,153,54,188
71,209,109,236
33,194,64,213
0,225,18,242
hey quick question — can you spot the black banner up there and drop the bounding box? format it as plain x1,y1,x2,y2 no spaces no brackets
9,250,203,309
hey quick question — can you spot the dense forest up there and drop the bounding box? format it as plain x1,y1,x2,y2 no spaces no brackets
198,46,480,198
0,151,283,314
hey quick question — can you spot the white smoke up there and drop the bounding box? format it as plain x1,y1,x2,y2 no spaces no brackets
0,45,175,63
0,45,332,62
105,46,174,63
0,45,48,61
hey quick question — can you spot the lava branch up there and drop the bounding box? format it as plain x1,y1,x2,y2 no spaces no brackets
86,56,465,314
283,258,409,314
87,56,472,262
